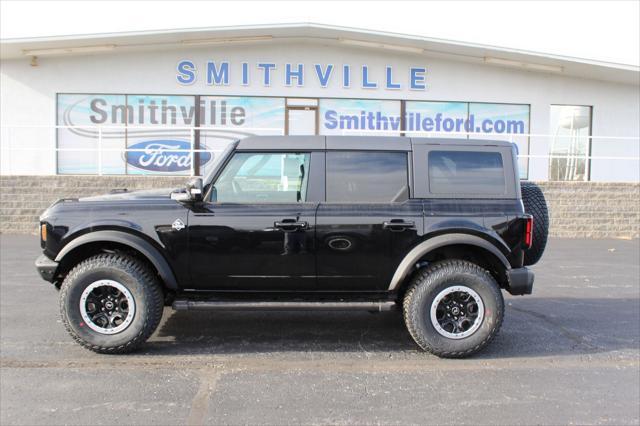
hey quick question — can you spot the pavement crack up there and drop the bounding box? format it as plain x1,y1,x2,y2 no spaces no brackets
185,369,221,426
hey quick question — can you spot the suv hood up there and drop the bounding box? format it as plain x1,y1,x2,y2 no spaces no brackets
79,188,178,202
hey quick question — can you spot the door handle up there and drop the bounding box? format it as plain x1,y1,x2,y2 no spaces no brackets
382,220,415,232
274,220,308,231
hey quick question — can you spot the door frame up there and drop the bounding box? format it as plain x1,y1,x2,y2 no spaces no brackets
285,105,319,135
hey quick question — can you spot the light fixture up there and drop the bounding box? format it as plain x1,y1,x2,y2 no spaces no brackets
22,44,116,56
484,56,563,73
338,38,425,54
180,35,273,45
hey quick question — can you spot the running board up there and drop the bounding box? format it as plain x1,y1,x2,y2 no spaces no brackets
172,300,396,312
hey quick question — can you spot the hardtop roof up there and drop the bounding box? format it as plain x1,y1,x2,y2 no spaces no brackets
235,135,516,151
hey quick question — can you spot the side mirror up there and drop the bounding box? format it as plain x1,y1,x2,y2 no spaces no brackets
170,177,203,202
186,177,203,201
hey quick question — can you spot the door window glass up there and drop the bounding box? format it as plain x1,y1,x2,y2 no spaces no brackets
428,151,505,194
214,152,310,203
326,151,409,202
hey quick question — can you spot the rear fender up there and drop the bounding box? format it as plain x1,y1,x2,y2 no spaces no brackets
388,233,511,291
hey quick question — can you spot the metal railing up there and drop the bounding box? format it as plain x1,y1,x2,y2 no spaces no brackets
1,125,639,179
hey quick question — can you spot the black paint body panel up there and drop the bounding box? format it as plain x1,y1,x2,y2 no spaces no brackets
37,137,532,296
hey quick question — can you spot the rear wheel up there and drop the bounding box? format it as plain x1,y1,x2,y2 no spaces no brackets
521,181,549,265
59,254,164,354
403,260,504,358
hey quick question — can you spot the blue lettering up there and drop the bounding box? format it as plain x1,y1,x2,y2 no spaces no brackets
285,63,304,86
410,67,426,90
257,63,276,86
206,61,229,85
242,62,249,85
362,66,377,89
389,115,401,130
343,65,350,88
386,66,401,89
315,64,334,87
325,110,337,130
176,60,196,85
423,117,434,131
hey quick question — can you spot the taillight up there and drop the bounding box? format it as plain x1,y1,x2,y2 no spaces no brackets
524,216,533,249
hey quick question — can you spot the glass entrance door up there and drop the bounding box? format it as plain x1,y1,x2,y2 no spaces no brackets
287,107,317,135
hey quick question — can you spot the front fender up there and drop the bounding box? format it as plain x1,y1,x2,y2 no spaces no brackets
55,230,179,289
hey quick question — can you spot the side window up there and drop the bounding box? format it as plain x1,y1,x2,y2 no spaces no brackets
213,152,310,203
326,151,409,203
428,151,505,195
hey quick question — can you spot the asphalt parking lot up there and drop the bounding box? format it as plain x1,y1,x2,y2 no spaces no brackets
1,235,639,425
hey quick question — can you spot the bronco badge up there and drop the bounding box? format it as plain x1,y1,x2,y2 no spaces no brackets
172,218,185,231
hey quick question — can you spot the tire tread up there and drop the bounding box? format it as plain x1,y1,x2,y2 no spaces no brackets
402,260,504,358
59,253,164,354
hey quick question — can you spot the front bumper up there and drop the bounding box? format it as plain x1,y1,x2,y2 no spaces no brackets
35,254,58,282
506,267,534,295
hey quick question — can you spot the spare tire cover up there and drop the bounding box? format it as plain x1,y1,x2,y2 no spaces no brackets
521,182,549,266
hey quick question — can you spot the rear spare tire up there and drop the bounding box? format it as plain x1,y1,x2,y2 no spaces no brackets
521,181,549,266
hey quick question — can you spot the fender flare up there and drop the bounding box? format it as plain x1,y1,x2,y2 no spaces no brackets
55,230,179,289
387,233,511,291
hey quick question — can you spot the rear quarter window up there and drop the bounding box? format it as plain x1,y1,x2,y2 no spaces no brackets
428,151,506,195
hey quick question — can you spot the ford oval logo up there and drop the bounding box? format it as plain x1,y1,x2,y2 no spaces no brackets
126,140,212,173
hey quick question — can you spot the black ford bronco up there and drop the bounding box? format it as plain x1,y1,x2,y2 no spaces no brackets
36,136,548,357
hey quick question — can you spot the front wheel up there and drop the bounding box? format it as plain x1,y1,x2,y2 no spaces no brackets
59,254,164,354
403,260,504,358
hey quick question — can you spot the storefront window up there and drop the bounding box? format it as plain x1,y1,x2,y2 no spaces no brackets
468,103,530,179
405,101,468,138
199,96,285,176
57,94,127,175
548,105,592,181
125,95,195,175
57,95,530,177
319,99,401,136
56,94,285,176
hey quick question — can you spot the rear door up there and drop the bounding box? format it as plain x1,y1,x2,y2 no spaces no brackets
315,149,424,291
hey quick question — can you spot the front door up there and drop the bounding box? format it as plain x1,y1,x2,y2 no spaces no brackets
188,151,317,291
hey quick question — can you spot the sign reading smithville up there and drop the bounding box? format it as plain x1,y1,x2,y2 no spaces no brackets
175,61,428,90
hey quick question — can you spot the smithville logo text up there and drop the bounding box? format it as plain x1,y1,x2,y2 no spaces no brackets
175,61,427,90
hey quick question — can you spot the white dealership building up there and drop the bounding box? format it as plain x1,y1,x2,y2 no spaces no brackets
1,23,639,181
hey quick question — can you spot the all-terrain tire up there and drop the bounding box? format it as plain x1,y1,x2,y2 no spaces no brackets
59,254,164,354
403,260,504,358
521,181,549,266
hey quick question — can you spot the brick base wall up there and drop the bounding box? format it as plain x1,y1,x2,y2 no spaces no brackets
534,182,639,239
1,176,638,238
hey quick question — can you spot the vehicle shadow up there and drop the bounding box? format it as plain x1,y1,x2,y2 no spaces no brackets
140,297,639,359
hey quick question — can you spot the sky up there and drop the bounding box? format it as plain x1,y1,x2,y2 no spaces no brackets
1,0,639,66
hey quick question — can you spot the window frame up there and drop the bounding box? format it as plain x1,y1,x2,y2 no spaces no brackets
548,104,593,182
208,150,324,204
323,150,412,204
412,144,518,199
